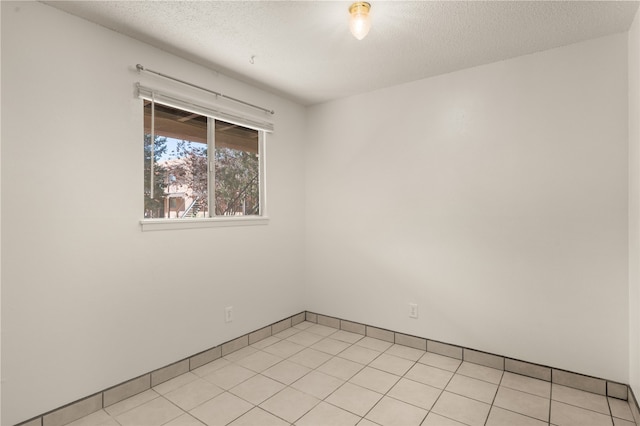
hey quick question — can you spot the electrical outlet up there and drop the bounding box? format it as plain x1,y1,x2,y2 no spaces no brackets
225,306,233,323
409,303,418,319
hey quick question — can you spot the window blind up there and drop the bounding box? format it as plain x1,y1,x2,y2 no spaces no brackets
137,84,274,133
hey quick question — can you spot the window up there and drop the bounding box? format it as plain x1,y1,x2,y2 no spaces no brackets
142,95,266,224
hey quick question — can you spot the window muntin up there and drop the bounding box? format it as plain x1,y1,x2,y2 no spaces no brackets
143,100,262,219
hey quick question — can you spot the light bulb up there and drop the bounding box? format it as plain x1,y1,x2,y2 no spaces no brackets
349,2,371,40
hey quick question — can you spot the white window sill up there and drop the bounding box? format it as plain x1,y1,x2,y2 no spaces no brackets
140,216,269,232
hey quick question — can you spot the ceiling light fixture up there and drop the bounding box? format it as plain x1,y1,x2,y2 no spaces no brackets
349,2,371,40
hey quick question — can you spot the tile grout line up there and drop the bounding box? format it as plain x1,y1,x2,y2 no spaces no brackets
124,327,631,426
606,393,614,425
419,352,465,426
17,311,638,426
482,368,504,426
308,311,635,401
486,372,560,426
303,327,425,424
551,398,626,422
197,326,302,425
286,327,345,425
310,334,372,422
78,322,618,426
264,325,348,424
156,394,188,426
118,319,298,426
375,350,455,416
353,347,412,424
549,382,553,426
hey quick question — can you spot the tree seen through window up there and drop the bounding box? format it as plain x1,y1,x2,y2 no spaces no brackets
143,101,260,218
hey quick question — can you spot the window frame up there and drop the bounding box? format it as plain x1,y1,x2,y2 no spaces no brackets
138,85,270,231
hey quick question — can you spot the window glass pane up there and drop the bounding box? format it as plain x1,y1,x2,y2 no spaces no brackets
143,101,208,218
214,121,260,216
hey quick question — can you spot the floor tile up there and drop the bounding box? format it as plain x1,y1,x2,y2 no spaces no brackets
263,359,312,385
153,372,200,395
234,350,282,373
248,328,274,345
331,330,365,344
356,419,380,426
349,366,400,394
66,410,118,426
431,391,491,426
552,384,610,415
202,364,256,390
384,344,425,361
609,397,635,422
422,412,468,425
294,321,315,330
338,345,381,365
486,406,547,426
368,353,414,376
418,352,462,372
286,331,325,347
404,363,454,389
263,339,306,357
274,327,300,339
311,338,351,355
228,407,290,426
500,372,550,398
613,418,636,426
164,378,224,411
306,324,339,337
365,396,428,426
356,337,393,352
289,348,334,369
317,356,365,380
189,392,253,426
493,386,550,422
505,359,551,383
553,371,606,397
456,362,503,384
292,370,345,399
550,400,614,426
48,321,630,426
163,413,207,426
104,389,160,417
152,361,189,389
326,382,384,416
260,387,320,423
192,358,231,378
387,377,441,410
224,346,258,362
229,374,285,405
250,336,281,350
116,396,183,426
446,374,498,404
296,401,361,426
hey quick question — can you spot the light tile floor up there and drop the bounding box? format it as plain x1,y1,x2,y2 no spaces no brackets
68,322,637,426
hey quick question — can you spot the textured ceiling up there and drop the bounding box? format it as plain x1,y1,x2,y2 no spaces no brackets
44,1,639,106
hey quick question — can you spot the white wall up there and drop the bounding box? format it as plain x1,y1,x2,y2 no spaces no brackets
306,34,629,383
2,2,636,424
629,9,640,398
1,2,306,425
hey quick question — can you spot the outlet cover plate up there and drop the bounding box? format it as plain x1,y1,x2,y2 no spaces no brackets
409,303,418,319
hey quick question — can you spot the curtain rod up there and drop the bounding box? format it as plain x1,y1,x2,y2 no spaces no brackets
136,64,275,116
